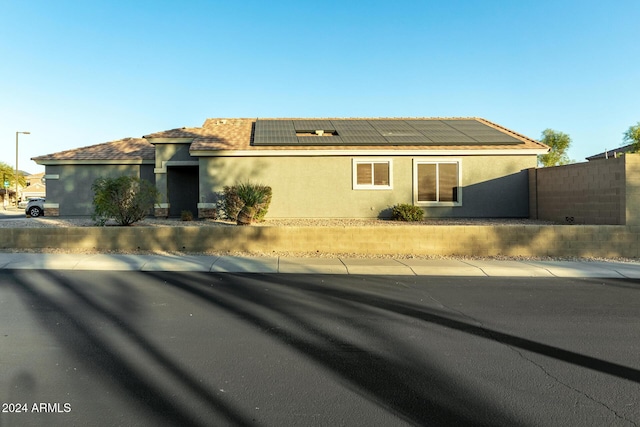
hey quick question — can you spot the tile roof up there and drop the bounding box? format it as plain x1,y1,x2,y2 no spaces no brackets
34,117,548,163
144,117,548,152
33,138,155,162
144,119,254,150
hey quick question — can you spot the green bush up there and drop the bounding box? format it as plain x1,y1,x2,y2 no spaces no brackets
181,210,193,221
221,183,272,223
236,182,272,225
91,176,159,226
391,203,424,222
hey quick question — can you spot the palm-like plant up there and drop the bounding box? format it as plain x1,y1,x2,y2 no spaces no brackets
236,182,272,225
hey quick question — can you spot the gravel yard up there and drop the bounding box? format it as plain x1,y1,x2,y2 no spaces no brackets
0,215,559,228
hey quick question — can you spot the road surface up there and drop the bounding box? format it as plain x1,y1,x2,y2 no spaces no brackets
1,270,639,426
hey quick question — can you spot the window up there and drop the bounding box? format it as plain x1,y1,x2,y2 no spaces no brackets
353,159,392,189
414,160,461,205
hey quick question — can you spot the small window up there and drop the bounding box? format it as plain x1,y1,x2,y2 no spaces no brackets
414,160,461,205
353,159,392,189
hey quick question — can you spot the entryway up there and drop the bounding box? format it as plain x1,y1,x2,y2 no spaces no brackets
167,166,199,218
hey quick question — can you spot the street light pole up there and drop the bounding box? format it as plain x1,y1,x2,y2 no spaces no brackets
15,131,31,207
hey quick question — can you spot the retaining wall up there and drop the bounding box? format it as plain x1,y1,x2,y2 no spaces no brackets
1,225,638,258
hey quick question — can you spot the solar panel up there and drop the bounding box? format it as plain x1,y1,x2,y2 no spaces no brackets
443,120,520,144
293,120,335,132
384,135,432,144
333,120,378,130
295,136,345,145
333,121,388,144
408,121,476,144
252,119,524,146
368,120,423,136
339,136,387,144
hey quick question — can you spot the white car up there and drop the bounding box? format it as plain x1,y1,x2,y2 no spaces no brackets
25,198,45,217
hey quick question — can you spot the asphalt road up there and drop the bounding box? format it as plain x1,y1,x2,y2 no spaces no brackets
1,271,639,426
0,212,24,220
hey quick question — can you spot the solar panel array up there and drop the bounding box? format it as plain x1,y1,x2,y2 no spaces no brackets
253,119,522,146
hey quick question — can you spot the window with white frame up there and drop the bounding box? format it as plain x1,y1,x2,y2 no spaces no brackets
353,159,392,189
414,159,461,205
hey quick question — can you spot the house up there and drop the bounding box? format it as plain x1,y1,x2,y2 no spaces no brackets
586,143,636,161
32,117,549,219
0,170,45,207
21,172,47,201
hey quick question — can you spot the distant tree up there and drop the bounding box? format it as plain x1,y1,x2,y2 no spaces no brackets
623,122,640,153
0,161,26,188
537,129,573,167
92,176,158,226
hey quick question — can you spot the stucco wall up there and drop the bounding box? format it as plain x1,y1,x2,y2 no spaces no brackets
41,152,537,219
45,164,154,216
155,143,193,165
199,154,536,218
531,154,640,225
153,143,199,215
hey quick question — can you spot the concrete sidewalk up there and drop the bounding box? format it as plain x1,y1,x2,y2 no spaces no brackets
1,252,639,277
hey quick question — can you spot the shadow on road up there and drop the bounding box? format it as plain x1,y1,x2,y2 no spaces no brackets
3,270,255,427
4,270,640,426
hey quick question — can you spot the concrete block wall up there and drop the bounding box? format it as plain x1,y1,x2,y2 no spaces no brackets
1,225,638,258
531,155,636,225
625,156,640,225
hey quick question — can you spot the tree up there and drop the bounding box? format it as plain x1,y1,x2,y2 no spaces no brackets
0,161,26,188
623,122,640,153
537,129,572,167
0,162,26,204
91,176,158,226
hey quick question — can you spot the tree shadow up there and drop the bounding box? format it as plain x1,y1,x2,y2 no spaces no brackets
6,269,640,426
149,272,640,424
145,271,527,426
3,269,255,427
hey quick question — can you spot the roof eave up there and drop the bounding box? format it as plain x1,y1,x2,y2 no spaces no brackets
190,148,549,157
33,159,155,166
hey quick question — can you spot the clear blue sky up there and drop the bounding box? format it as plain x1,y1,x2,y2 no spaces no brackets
1,0,639,173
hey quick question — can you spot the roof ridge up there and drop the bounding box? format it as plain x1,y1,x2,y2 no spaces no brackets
249,117,482,120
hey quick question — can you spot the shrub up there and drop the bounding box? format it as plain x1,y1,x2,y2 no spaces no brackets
220,183,272,223
91,176,159,226
391,203,424,222
235,182,272,225
181,210,193,221
221,186,243,221
252,185,272,222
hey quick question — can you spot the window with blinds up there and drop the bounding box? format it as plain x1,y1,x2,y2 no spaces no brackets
414,160,461,205
353,160,392,189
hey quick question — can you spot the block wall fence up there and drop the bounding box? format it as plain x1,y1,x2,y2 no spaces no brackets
530,154,640,225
